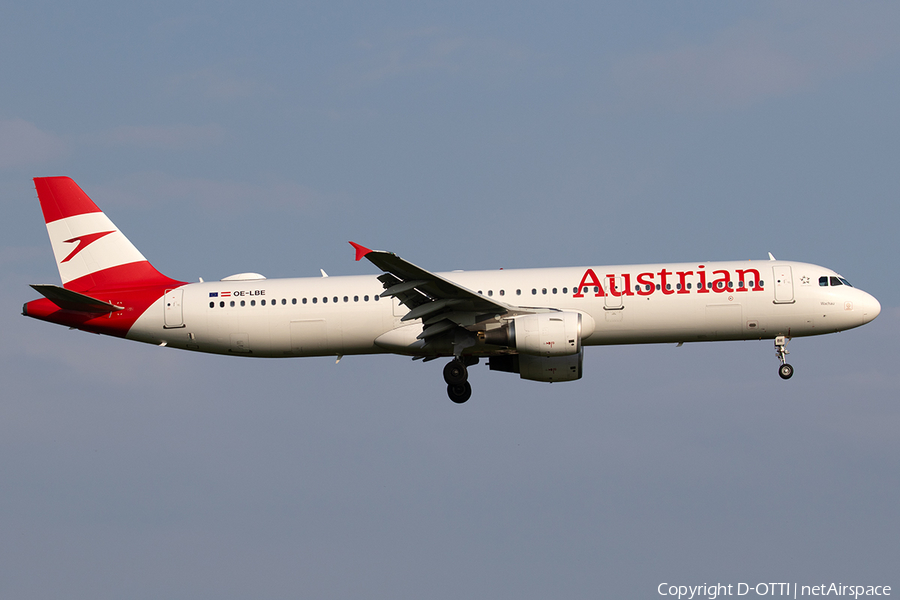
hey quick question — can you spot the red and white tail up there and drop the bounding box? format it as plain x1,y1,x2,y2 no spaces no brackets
34,177,179,293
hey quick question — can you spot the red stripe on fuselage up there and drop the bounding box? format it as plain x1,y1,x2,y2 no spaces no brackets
63,261,185,293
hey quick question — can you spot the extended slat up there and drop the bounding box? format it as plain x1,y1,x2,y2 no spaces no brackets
417,319,458,340
380,279,428,298
401,298,460,322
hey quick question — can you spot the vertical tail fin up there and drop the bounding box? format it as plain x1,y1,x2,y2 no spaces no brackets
34,177,181,292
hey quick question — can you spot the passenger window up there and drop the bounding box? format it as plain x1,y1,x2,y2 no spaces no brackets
487,290,493,297
562,287,568,294
312,297,317,304
374,295,379,301
251,300,256,306
354,296,359,302
261,299,266,306
542,288,547,295
552,288,557,294
220,301,225,308
282,298,287,305
532,289,537,295
333,296,338,303
343,296,348,303
516,289,521,295
230,301,235,307
364,295,369,301
209,302,214,308
241,300,246,307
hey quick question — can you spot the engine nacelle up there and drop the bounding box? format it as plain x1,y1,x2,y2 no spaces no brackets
488,349,583,382
483,311,585,357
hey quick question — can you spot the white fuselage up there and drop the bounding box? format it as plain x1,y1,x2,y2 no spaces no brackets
128,260,880,358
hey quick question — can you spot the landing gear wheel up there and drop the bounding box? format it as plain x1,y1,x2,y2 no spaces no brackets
447,382,472,404
778,363,794,380
443,359,468,385
774,336,793,381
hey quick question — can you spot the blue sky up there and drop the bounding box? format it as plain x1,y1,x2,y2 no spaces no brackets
2,2,898,598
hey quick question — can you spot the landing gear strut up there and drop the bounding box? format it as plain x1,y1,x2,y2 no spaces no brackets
775,335,794,380
444,357,477,403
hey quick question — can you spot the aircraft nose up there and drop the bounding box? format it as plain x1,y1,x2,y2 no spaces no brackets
859,292,881,324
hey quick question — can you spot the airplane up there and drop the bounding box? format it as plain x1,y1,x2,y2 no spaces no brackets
23,177,881,403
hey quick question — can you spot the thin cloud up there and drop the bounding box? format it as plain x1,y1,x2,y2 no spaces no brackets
611,6,900,111
85,124,227,150
90,172,325,213
165,69,276,101
0,119,68,169
341,28,527,88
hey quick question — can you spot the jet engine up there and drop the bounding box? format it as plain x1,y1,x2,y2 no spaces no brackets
488,349,584,382
482,311,589,357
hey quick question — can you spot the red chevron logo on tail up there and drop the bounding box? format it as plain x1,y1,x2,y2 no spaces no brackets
61,231,115,263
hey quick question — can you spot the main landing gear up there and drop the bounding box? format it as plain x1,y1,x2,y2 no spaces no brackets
444,357,478,403
775,335,794,380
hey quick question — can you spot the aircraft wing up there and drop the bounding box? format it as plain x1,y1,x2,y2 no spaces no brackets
350,242,513,342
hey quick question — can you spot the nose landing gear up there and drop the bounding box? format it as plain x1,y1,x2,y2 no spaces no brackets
775,335,794,380
443,357,477,403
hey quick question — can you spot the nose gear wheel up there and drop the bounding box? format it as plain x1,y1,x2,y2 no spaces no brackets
774,336,794,380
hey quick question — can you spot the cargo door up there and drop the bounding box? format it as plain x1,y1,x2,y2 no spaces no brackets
705,304,743,340
290,319,329,355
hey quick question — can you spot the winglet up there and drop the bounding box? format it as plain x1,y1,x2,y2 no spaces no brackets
349,241,373,261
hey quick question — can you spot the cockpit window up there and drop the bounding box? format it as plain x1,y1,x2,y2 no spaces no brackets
820,275,853,287
819,275,853,287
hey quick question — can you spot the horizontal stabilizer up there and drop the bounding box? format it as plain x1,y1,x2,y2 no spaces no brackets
30,284,123,313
